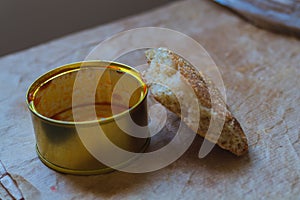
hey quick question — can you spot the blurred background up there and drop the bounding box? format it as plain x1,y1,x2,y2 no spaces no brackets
0,0,173,56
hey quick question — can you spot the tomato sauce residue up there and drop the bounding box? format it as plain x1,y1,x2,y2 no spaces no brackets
28,92,34,102
50,185,57,192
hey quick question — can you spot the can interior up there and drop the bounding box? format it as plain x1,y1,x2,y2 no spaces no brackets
28,64,147,123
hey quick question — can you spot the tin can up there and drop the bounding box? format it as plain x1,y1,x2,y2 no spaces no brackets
26,61,150,175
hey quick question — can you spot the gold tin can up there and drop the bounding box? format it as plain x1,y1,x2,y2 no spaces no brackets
26,61,150,175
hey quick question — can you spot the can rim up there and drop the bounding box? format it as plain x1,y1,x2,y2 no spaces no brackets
26,60,148,126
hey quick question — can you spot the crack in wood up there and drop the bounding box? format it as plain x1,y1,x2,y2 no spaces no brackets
176,170,197,200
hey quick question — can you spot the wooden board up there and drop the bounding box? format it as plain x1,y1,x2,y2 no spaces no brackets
0,0,299,199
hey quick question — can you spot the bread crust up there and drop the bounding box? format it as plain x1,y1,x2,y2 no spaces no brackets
144,48,248,156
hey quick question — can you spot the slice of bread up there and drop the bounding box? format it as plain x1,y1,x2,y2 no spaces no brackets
143,48,248,156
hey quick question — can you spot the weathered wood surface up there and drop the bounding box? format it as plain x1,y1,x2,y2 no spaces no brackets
0,0,299,199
